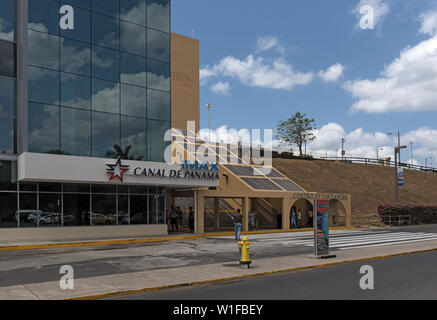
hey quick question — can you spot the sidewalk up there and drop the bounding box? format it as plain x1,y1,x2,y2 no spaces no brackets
0,227,355,252
2,238,437,300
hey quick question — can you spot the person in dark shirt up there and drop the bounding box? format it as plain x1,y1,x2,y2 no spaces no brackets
233,209,243,241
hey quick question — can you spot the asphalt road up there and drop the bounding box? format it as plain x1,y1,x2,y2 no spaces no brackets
109,250,437,300
1,224,437,288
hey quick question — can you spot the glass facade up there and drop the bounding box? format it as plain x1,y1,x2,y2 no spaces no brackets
27,0,171,161
0,0,16,156
0,160,166,228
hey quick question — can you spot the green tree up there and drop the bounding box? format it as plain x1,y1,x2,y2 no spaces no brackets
105,145,144,161
276,112,316,157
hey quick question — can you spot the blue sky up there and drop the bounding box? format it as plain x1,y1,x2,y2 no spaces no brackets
172,0,437,165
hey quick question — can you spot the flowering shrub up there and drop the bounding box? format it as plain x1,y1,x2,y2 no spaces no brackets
378,203,437,225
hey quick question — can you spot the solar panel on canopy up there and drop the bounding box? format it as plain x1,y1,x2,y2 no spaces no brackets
241,178,283,191
272,179,304,192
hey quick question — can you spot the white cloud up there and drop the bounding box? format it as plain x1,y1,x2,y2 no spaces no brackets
318,63,345,82
419,10,437,36
201,55,313,91
200,35,313,91
344,32,437,113
211,81,231,95
304,124,437,165
256,35,285,54
352,0,389,29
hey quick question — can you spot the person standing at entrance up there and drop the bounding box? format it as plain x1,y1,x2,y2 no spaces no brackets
233,209,243,241
249,209,257,232
290,206,297,229
176,207,183,233
188,207,194,233
169,206,177,232
308,209,313,228
297,209,302,228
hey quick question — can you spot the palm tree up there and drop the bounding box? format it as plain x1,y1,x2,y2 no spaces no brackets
105,145,144,161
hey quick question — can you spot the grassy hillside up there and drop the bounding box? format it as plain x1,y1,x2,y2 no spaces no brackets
273,158,437,217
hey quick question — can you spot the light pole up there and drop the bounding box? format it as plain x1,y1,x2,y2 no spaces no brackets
205,104,213,142
409,142,413,165
394,131,407,204
426,157,433,168
341,138,345,160
377,147,384,160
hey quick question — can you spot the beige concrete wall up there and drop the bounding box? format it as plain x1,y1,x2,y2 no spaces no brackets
0,225,168,243
171,33,200,132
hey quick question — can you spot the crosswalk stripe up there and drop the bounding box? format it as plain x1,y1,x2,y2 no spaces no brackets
254,232,437,250
330,234,437,248
273,233,428,245
291,233,436,245
338,236,437,249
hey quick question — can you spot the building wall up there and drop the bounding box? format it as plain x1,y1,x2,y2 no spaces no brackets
171,33,200,133
25,0,171,162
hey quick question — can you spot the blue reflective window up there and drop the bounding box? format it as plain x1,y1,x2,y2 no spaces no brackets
60,38,91,76
147,59,170,92
92,13,119,50
61,6,91,43
0,0,14,41
121,52,146,87
92,112,120,158
0,116,14,155
147,28,170,62
121,84,146,117
0,40,15,78
93,0,120,18
28,30,59,70
147,89,170,121
147,119,170,162
60,107,91,156
120,21,146,56
61,0,91,10
92,79,120,114
92,45,119,82
61,73,91,110
0,78,14,116
120,0,146,26
28,66,60,105
28,103,60,154
28,0,60,36
121,116,147,160
147,0,170,33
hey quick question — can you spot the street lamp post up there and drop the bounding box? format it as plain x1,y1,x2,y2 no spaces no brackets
377,147,384,160
394,131,407,204
341,138,345,160
410,142,414,165
205,104,213,142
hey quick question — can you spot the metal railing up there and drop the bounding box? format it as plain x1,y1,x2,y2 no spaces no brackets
318,156,437,173
380,215,412,226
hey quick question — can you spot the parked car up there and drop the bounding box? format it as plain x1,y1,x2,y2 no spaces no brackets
128,212,148,225
15,210,43,223
91,213,116,225
62,214,77,226
27,212,60,225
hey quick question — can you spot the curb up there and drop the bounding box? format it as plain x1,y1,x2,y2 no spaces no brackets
67,246,437,300
0,227,355,252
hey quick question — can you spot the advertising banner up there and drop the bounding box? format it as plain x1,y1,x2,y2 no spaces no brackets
314,199,329,256
397,167,404,186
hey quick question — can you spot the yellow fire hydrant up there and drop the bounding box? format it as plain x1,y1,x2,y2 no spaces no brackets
238,237,252,268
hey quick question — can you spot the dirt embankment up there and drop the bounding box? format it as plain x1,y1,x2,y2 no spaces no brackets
273,158,437,216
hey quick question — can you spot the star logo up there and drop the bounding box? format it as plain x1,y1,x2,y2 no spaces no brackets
106,156,130,182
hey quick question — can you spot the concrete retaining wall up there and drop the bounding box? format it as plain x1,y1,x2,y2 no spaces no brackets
0,225,168,243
